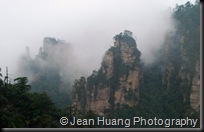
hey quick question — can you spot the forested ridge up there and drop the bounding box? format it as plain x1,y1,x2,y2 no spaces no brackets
0,1,200,128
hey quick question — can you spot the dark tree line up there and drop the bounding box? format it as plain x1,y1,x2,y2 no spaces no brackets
0,73,62,127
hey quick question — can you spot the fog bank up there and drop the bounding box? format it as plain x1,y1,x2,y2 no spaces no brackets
0,0,195,80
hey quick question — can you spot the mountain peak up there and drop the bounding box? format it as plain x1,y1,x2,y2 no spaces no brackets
43,37,58,45
113,30,136,48
72,31,143,115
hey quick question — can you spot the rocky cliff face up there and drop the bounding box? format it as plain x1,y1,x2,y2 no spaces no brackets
18,37,76,107
161,31,200,112
161,2,200,112
190,60,200,111
72,31,143,115
162,46,200,112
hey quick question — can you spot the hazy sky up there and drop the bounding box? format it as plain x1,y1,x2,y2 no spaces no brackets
0,0,196,79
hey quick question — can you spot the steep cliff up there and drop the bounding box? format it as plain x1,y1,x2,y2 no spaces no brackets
18,37,74,107
72,30,143,115
161,1,200,112
190,60,200,111
72,2,200,121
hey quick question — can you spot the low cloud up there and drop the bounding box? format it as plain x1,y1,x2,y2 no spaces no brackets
0,0,194,81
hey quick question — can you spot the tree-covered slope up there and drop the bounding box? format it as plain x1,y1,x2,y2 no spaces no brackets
0,76,61,128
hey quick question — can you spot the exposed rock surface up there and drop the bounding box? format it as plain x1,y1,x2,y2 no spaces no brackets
190,60,200,111
72,30,143,115
162,33,200,112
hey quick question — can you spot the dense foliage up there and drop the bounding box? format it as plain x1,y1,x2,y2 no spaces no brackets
177,0,200,72
0,74,100,128
1,0,200,128
103,0,200,128
0,76,61,128
69,1,200,128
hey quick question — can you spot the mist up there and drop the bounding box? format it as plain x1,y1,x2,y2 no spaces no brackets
0,0,195,81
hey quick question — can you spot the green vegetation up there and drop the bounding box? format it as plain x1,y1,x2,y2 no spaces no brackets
72,77,86,113
103,1,200,128
113,32,137,47
1,1,200,128
173,0,200,73
85,31,142,107
0,76,61,128
0,72,102,128
18,38,72,108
